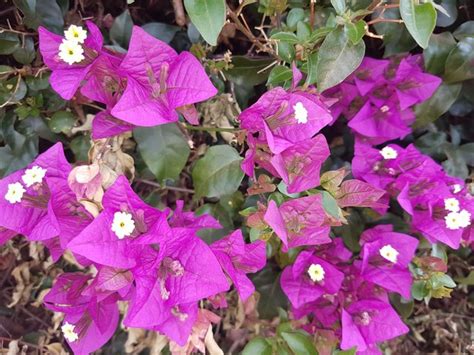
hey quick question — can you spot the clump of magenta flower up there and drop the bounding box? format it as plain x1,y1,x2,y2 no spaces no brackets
0,17,471,355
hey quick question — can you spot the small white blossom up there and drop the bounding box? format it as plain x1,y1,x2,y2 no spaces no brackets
379,146,398,160
458,209,471,228
5,182,26,204
58,39,85,65
307,263,325,282
61,322,79,342
22,166,47,187
380,105,390,113
293,102,308,124
445,210,471,230
64,25,88,44
452,184,462,194
111,211,135,239
444,198,460,213
379,244,398,263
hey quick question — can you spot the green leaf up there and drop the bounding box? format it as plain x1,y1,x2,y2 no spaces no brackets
423,32,457,75
296,22,311,41
142,22,180,43
48,110,75,133
13,37,36,65
0,33,20,55
252,266,288,319
14,0,64,33
281,331,318,355
277,41,295,63
134,124,190,183
305,52,318,85
316,27,365,92
286,8,305,29
453,20,474,41
413,83,461,128
183,0,226,46
308,27,332,43
331,0,346,15
242,337,273,355
224,56,274,86
0,76,27,106
389,293,414,319
267,65,293,85
192,145,244,199
459,143,474,166
70,135,91,162
435,0,457,28
271,32,300,44
412,280,428,301
444,38,474,83
345,20,366,45
455,270,474,286
399,0,437,49
110,9,133,48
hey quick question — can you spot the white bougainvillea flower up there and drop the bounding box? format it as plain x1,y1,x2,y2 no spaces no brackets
111,211,135,239
445,210,471,230
293,102,308,124
5,182,26,204
307,263,325,282
379,146,398,160
22,166,47,187
379,244,398,263
61,322,79,342
64,24,88,44
58,39,85,65
444,197,460,213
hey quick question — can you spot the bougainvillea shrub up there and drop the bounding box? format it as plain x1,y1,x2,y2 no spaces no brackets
0,0,473,354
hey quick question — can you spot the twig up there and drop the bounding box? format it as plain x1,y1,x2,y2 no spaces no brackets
310,0,315,28
182,123,242,133
136,179,195,194
367,18,403,25
19,307,51,329
171,0,186,26
0,27,36,36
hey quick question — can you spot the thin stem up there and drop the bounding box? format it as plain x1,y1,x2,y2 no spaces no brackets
136,179,195,194
182,123,242,133
367,18,403,25
0,27,36,36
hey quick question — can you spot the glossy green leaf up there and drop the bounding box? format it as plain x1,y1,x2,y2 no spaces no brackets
271,32,300,44
0,33,20,55
13,37,36,64
242,337,273,355
277,41,295,63
192,145,244,199
281,331,318,355
184,0,226,46
110,9,133,48
252,267,288,319
345,20,366,45
413,83,462,128
224,56,274,86
286,8,305,29
331,0,346,14
48,111,75,133
135,124,190,183
267,65,293,85
305,52,318,85
142,22,180,43
14,0,64,33
423,32,456,75
399,0,436,49
444,38,474,83
435,0,457,28
373,9,416,57
296,22,311,41
70,135,91,162
453,20,474,41
316,27,365,92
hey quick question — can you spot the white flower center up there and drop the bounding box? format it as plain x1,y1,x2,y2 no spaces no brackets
293,102,308,124
307,263,325,282
444,197,460,213
64,25,88,44
380,105,390,113
379,146,398,160
5,182,26,204
22,166,47,187
58,39,85,65
445,210,471,230
379,244,398,263
111,211,135,239
61,322,79,342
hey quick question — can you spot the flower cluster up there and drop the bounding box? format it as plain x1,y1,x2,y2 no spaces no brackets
240,66,333,194
0,145,266,354
39,22,217,139
353,141,473,249
325,55,442,144
280,226,418,353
